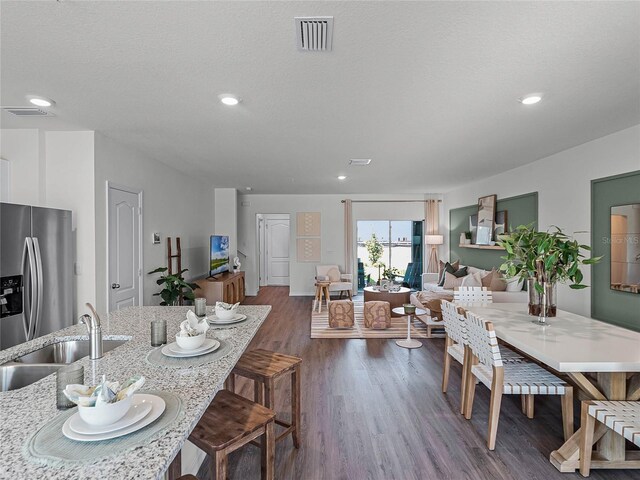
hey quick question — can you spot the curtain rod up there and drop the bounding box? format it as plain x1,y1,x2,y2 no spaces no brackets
341,199,442,204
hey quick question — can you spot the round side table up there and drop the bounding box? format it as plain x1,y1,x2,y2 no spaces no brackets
392,306,427,349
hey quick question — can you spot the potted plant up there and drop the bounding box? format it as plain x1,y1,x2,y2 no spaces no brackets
464,231,472,244
148,267,199,306
497,225,601,322
365,233,384,284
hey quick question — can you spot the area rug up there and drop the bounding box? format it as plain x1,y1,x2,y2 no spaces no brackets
310,301,430,339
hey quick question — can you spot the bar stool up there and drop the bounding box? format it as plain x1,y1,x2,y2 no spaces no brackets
189,389,276,480
227,349,302,448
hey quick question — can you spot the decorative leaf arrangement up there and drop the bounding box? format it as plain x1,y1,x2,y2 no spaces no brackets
497,224,602,292
148,267,199,306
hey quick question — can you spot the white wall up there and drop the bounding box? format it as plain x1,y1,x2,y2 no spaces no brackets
442,124,640,316
238,193,430,296
214,188,238,259
45,131,96,317
94,133,214,314
1,129,96,318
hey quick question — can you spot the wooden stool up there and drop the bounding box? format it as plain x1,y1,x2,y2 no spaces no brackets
189,389,276,480
313,281,331,313
228,349,302,448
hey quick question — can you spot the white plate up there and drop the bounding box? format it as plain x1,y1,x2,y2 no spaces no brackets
69,395,153,435
161,339,220,358
207,313,247,325
167,338,218,355
62,394,166,442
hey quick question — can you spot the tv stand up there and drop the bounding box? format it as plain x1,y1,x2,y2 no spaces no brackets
195,271,245,305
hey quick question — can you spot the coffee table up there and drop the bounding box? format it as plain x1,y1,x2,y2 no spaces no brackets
363,286,411,317
392,306,427,349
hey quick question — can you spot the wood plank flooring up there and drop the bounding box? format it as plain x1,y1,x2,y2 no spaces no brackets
197,287,635,480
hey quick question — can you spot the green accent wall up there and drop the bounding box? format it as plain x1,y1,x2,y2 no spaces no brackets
591,170,640,331
449,192,538,270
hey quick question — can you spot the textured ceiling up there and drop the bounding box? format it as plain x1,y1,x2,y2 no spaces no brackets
1,1,639,194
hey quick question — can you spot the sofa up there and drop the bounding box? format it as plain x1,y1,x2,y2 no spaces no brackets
410,266,527,322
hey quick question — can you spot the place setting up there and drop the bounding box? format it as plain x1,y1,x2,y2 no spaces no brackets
146,309,233,367
24,373,183,465
205,301,249,327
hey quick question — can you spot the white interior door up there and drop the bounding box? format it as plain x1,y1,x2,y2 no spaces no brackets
266,216,290,286
108,184,142,311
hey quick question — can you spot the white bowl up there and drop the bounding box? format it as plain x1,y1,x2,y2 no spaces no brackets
175,332,206,351
215,305,237,320
78,395,133,427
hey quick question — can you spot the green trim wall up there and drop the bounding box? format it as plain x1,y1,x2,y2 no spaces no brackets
591,170,640,331
449,192,538,270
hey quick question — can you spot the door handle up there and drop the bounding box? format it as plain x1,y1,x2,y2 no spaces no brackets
111,283,121,289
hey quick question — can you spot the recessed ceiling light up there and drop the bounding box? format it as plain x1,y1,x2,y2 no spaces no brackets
26,95,55,107
520,94,542,105
337,175,347,180
245,187,252,191
349,159,371,166
219,94,240,106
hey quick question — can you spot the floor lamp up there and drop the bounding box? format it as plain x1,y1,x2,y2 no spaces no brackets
425,235,444,273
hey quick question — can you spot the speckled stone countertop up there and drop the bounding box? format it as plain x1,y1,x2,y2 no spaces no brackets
0,305,270,480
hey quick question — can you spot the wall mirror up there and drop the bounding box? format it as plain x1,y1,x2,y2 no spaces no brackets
610,203,640,294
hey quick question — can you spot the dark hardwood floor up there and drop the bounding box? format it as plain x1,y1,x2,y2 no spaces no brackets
197,286,633,480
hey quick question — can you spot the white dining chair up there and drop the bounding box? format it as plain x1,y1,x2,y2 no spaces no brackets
463,310,574,450
441,300,524,415
453,286,493,306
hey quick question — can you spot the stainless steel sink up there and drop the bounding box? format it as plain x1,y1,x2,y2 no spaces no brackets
13,339,128,364
0,339,128,392
0,364,62,392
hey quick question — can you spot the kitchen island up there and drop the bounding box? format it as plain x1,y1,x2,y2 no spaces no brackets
0,305,271,480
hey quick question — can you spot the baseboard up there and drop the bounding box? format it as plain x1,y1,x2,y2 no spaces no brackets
289,291,315,297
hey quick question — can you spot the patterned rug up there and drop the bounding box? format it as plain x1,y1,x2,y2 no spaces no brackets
310,301,430,339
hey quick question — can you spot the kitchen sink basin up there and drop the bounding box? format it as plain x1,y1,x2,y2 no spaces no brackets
13,339,128,364
0,339,129,392
0,364,62,392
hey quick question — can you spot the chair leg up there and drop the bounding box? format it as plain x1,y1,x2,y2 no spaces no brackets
460,346,471,415
579,401,595,477
261,421,275,480
292,365,301,448
224,373,235,393
214,450,227,480
561,386,574,441
463,370,476,420
264,378,275,410
254,380,264,404
525,394,535,419
487,368,504,450
442,336,452,393
521,394,526,414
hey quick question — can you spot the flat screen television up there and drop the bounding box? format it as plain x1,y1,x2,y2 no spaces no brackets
210,235,230,276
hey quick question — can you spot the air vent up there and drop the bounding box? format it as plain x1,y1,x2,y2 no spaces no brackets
295,16,333,51
349,159,372,166
2,107,54,117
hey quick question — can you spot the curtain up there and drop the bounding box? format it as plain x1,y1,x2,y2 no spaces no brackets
425,199,440,273
344,199,354,289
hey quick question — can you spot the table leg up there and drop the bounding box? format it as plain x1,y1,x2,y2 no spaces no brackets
550,371,631,473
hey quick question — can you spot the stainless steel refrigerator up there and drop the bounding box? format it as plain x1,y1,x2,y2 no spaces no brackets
0,203,73,350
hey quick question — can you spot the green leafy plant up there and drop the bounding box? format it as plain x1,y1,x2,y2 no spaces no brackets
148,267,199,306
497,224,602,292
464,231,472,240
365,233,384,282
382,266,401,281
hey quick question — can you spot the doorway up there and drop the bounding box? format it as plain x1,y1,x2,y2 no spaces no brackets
257,214,290,287
107,182,143,311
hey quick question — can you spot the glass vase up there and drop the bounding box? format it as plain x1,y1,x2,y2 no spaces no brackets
527,278,557,320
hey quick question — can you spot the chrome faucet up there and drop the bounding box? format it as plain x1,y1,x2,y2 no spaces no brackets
80,303,103,360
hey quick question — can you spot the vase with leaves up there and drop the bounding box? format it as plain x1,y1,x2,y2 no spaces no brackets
148,267,199,306
497,225,601,324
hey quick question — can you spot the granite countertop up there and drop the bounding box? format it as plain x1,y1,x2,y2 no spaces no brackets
0,305,270,480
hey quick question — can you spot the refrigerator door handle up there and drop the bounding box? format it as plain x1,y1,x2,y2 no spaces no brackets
32,237,44,340
22,237,37,341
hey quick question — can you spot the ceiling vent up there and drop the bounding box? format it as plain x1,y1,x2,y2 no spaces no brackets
2,107,54,117
295,16,333,51
349,159,372,166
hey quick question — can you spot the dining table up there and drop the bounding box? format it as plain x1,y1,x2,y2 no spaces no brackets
464,303,640,474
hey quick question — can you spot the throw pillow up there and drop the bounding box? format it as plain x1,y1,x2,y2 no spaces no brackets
481,268,496,288
505,276,525,292
490,271,508,291
438,260,459,286
453,266,469,278
326,267,341,283
444,271,467,289
461,271,483,287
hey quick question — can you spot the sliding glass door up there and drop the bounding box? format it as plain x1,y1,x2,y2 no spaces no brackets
356,220,423,290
